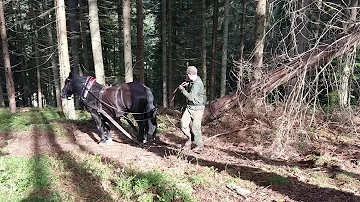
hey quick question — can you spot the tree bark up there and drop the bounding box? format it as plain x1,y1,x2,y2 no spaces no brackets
55,0,75,119
252,0,266,82
210,0,218,101
0,82,4,107
79,0,89,74
117,0,124,78
35,30,43,108
167,0,174,108
123,0,133,83
237,0,246,91
220,0,229,97
68,0,80,73
45,0,61,108
161,0,167,107
339,0,358,108
89,0,105,85
136,0,144,83
201,0,207,102
203,26,360,124
239,0,246,62
0,0,16,113
68,0,81,108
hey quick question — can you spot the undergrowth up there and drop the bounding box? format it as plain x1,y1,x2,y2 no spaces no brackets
0,153,206,201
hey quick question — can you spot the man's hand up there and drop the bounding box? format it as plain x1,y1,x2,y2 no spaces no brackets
179,81,189,90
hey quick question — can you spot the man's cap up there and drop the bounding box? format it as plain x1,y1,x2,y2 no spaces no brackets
186,66,197,75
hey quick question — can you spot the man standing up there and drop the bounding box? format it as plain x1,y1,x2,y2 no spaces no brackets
178,66,205,152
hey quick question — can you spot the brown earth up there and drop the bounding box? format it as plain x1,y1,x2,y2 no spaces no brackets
1,107,360,202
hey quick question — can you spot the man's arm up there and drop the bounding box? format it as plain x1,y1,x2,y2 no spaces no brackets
180,83,202,104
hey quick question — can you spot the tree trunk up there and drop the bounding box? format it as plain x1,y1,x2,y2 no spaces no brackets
68,0,80,108
35,30,43,108
37,62,42,108
161,0,167,107
237,0,246,91
136,0,144,83
203,26,360,124
44,0,61,108
210,0,218,101
339,0,358,108
167,0,174,108
0,82,5,107
123,0,133,83
68,0,80,73
47,24,61,108
79,0,89,74
220,0,229,97
0,0,16,113
201,0,207,102
117,0,124,78
239,0,246,61
252,0,266,82
55,0,75,119
298,0,311,54
89,0,105,85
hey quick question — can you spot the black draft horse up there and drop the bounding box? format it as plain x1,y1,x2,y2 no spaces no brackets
61,72,157,145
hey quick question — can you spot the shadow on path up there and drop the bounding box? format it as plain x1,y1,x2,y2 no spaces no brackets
146,142,360,202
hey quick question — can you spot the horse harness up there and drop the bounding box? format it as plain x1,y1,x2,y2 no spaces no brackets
79,76,155,122
80,76,97,103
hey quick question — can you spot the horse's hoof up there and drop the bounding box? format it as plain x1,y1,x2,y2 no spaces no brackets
98,141,106,146
106,138,113,145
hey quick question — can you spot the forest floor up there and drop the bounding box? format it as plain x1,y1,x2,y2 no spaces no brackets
1,105,360,202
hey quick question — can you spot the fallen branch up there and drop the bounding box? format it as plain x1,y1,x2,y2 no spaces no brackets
166,114,178,128
205,127,248,142
202,25,360,125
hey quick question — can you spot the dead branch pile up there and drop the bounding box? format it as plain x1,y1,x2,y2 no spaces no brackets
203,26,360,125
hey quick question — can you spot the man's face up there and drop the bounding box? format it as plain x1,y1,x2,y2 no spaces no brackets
186,73,190,80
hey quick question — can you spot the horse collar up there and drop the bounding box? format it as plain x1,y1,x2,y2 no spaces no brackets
81,76,96,101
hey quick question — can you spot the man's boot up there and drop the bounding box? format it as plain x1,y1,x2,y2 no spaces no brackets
192,145,204,153
183,139,192,150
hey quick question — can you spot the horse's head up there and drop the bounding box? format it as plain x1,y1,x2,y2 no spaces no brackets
61,72,74,99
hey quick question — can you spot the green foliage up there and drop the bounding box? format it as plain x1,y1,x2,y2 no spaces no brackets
321,92,339,112
265,174,290,186
113,169,193,202
0,155,56,202
307,154,328,167
75,110,92,121
190,166,217,185
332,172,360,184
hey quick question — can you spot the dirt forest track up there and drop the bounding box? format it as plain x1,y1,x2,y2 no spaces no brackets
1,108,360,202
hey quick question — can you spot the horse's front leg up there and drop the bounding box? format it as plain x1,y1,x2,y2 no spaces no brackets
102,118,112,144
90,111,108,144
136,115,147,143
